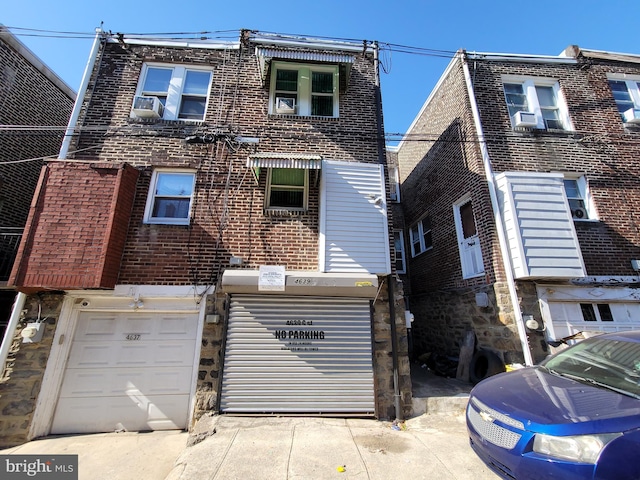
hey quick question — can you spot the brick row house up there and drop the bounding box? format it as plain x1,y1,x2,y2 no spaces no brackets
0,26,74,342
0,29,412,446
394,46,640,375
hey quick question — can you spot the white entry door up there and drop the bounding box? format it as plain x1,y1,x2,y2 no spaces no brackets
51,310,198,434
454,196,485,278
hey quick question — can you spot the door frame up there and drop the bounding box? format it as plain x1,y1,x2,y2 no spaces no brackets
453,194,485,279
29,285,209,439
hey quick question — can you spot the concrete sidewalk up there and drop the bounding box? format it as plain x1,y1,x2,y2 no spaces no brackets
1,430,188,480
1,414,499,480
167,414,499,480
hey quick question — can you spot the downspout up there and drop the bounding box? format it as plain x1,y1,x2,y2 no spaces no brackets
59,27,104,159
0,292,26,377
460,52,534,366
374,41,402,419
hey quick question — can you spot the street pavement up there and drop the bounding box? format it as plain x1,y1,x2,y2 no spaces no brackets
1,413,500,480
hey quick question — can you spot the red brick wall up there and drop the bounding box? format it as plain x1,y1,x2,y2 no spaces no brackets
10,162,139,290
470,57,640,276
397,60,501,294
58,40,385,286
0,35,74,229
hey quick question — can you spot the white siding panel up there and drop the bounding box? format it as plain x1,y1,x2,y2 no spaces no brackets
496,172,586,279
220,295,375,414
320,160,391,274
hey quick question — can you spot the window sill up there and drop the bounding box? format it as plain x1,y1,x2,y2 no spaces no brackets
268,114,339,122
143,220,191,226
264,209,308,217
128,117,206,126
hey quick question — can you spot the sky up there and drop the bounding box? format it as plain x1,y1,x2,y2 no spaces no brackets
3,0,640,146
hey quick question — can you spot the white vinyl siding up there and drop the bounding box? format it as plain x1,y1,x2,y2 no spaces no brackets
496,172,586,279
320,160,391,274
220,295,375,414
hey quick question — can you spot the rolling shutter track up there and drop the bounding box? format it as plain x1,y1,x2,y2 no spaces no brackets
220,295,375,414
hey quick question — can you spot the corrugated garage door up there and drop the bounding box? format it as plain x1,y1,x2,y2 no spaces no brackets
220,295,375,414
51,311,198,434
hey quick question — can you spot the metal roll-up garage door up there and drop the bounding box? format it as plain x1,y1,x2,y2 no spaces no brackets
220,295,375,414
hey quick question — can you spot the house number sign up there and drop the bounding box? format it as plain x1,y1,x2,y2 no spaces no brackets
126,334,141,341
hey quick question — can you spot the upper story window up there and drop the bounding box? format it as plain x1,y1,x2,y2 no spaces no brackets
388,166,400,202
270,62,339,118
144,170,196,225
409,217,432,257
266,168,309,211
608,77,640,124
503,77,571,131
394,230,406,273
563,176,596,221
131,64,212,121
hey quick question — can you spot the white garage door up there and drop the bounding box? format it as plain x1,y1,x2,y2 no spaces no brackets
51,310,198,434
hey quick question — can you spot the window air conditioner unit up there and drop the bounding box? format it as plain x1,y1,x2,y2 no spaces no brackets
275,97,296,114
623,108,640,124
514,111,538,128
132,96,164,118
571,207,587,219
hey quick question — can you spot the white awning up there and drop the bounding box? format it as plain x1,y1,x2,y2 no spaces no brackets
256,47,354,88
247,153,322,169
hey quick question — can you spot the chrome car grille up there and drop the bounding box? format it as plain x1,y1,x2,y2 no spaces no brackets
468,400,522,450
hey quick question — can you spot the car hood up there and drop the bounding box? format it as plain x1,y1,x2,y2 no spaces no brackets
470,367,640,434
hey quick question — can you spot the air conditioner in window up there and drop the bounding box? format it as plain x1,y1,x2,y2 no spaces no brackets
132,96,164,118
571,207,587,219
275,97,296,114
623,108,640,124
514,111,538,128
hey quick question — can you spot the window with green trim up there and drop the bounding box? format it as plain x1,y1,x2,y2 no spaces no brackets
270,62,338,117
266,168,308,211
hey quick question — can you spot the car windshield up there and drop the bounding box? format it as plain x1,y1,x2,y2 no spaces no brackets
540,336,640,398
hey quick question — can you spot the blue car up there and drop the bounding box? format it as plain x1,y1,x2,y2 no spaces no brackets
466,331,640,480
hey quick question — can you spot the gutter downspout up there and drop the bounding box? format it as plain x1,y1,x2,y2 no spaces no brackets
0,292,27,377
374,41,402,419
59,27,104,159
460,52,534,366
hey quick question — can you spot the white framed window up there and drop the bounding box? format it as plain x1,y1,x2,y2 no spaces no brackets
607,75,640,123
502,77,571,131
409,217,432,257
132,64,213,121
269,62,339,117
562,175,597,221
389,166,400,202
144,170,196,225
453,196,484,279
266,168,309,211
394,230,406,273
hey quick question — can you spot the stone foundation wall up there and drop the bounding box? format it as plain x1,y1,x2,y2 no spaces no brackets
0,293,62,448
409,282,542,368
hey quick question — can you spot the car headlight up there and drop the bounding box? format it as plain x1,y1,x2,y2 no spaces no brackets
533,433,621,463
